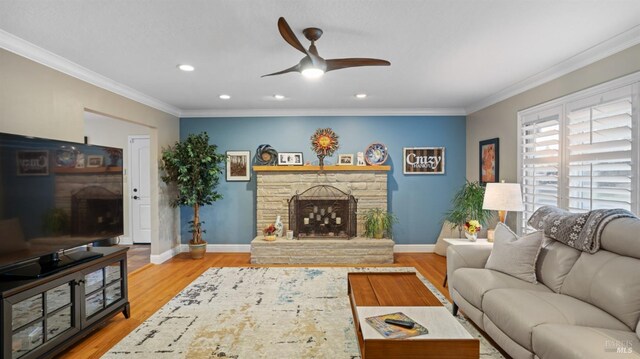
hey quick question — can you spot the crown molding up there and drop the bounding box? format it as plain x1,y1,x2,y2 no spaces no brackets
0,29,181,117
179,107,467,118
466,24,640,114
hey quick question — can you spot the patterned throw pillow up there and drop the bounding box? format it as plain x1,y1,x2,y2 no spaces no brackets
485,223,543,283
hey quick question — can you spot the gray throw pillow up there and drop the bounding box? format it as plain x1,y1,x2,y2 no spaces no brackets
485,223,543,283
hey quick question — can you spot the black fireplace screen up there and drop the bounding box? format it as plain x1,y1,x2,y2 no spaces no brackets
288,185,357,239
71,186,123,236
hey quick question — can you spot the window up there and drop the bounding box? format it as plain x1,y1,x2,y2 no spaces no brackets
518,74,640,233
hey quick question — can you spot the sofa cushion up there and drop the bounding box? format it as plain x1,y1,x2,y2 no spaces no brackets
483,289,628,351
452,268,551,310
535,236,581,292
532,324,640,359
600,217,640,259
485,223,543,283
561,250,640,329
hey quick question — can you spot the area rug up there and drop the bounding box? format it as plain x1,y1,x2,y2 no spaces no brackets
104,267,503,358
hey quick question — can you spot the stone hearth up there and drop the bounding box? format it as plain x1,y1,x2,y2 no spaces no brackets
250,237,394,264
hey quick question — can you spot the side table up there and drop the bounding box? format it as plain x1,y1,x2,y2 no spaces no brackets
442,238,493,287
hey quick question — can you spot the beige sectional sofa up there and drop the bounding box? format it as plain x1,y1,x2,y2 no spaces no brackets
447,217,640,359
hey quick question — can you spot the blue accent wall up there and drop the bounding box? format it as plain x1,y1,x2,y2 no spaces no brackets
179,116,466,245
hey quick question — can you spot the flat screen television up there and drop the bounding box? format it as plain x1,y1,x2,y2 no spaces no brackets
0,132,124,277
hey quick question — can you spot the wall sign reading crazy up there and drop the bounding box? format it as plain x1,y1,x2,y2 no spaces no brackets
403,147,445,174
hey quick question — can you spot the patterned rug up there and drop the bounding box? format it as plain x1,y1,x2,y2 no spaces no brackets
104,267,503,358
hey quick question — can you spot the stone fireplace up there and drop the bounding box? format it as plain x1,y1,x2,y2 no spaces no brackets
252,165,393,264
255,167,388,237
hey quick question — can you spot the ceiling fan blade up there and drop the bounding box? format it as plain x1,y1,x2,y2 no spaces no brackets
261,64,300,78
277,17,308,55
325,58,390,72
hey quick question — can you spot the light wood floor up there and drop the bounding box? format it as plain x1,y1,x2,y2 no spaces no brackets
122,244,150,272
58,252,449,359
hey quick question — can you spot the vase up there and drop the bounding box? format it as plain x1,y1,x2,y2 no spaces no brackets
275,215,284,237
189,243,207,259
465,232,477,242
263,235,276,241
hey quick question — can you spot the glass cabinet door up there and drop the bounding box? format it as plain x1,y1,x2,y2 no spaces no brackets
10,281,74,359
83,260,124,321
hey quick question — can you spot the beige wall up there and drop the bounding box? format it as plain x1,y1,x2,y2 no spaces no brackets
467,44,640,183
0,48,180,255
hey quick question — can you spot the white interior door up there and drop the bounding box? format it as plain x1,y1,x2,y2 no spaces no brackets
129,136,151,244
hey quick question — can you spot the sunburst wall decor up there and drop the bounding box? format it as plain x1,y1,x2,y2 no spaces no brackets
310,128,339,166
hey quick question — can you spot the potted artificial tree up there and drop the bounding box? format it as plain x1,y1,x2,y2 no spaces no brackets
161,132,225,259
444,180,493,237
362,208,398,239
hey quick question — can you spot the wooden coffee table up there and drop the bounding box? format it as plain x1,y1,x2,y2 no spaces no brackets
347,272,479,359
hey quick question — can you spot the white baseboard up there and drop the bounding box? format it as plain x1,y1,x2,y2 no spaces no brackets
150,243,431,264
394,244,435,253
179,244,251,253
150,246,181,264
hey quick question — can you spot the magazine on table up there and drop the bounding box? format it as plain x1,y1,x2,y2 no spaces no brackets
365,312,429,339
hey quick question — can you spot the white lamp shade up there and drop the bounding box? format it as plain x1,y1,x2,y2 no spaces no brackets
482,183,524,212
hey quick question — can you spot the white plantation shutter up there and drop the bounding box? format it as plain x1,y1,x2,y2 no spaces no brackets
520,107,562,231
565,86,635,213
518,75,640,234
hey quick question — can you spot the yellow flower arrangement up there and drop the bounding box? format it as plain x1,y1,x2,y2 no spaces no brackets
464,220,482,234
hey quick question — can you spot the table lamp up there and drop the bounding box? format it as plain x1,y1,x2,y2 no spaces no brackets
482,182,524,241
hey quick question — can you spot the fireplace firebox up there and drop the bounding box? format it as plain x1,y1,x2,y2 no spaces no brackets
288,185,357,239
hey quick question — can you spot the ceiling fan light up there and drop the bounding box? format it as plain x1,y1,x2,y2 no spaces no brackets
177,64,195,72
301,67,325,79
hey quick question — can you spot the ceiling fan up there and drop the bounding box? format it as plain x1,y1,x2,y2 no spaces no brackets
262,17,390,79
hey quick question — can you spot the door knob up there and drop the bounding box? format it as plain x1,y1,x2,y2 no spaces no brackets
133,196,139,200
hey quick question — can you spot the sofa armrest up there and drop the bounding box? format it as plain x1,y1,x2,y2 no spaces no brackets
446,244,493,287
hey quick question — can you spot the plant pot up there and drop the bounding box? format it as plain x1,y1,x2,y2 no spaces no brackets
373,228,384,239
189,243,207,259
263,235,276,241
464,232,477,242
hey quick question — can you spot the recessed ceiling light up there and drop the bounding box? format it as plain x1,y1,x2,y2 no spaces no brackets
355,93,367,99
177,64,195,72
219,94,231,100
273,94,285,100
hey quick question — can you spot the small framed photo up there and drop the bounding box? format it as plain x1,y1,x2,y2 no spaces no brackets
226,151,251,181
338,154,354,165
278,152,303,166
479,138,499,185
17,150,49,176
86,155,104,168
356,152,365,166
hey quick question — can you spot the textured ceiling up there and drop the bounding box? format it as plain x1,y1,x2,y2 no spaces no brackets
1,0,640,114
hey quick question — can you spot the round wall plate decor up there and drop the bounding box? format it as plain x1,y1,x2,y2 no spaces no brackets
364,143,388,165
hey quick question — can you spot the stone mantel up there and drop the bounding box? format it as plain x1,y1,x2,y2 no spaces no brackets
253,165,390,172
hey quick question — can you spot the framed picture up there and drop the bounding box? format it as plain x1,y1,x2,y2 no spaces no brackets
87,155,104,168
226,151,251,181
278,152,303,166
403,147,445,174
338,154,354,165
16,150,49,176
479,138,499,185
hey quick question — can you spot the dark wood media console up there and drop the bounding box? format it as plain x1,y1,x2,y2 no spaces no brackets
0,246,129,359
